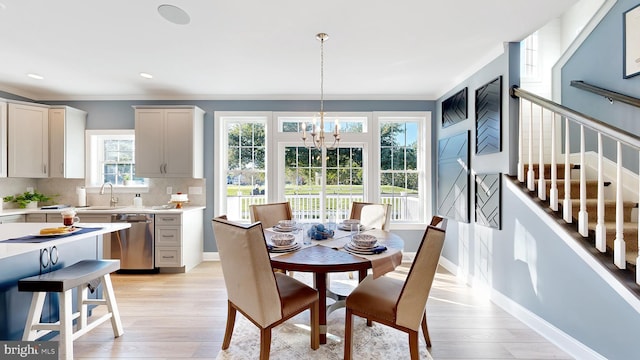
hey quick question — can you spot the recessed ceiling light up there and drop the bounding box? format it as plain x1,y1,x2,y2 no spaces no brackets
140,72,153,79
27,73,44,80
157,4,190,25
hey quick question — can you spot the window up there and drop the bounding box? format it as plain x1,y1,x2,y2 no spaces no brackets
521,31,540,80
85,130,148,190
214,111,431,228
379,118,422,223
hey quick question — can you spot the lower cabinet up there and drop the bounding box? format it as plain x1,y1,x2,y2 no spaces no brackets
155,209,203,272
0,214,25,223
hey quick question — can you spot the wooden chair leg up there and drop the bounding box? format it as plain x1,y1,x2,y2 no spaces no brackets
408,330,420,360
59,290,74,360
344,308,353,360
366,319,372,327
310,300,319,350
421,312,431,347
222,301,237,350
260,327,272,360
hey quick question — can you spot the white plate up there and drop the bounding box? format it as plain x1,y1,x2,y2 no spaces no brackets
270,242,298,249
269,243,301,253
344,243,385,255
338,224,364,231
272,225,295,232
32,227,80,237
348,240,378,250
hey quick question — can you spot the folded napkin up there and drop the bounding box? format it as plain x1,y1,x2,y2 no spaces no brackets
1,227,103,243
369,245,387,254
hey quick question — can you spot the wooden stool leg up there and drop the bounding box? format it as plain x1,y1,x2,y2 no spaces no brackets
77,285,89,332
101,274,124,337
59,289,74,360
22,292,46,341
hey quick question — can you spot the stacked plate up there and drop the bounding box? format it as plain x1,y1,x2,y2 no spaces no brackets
344,234,385,255
272,219,296,232
268,233,300,253
338,219,364,231
268,242,301,253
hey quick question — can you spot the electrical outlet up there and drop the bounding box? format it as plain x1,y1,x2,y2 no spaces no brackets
188,186,202,195
166,186,172,195
26,187,34,193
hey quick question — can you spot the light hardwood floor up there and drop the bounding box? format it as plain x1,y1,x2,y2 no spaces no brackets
73,261,572,359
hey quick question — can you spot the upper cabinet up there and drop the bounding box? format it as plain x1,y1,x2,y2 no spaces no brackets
8,102,49,178
134,106,204,178
49,106,87,178
0,101,6,178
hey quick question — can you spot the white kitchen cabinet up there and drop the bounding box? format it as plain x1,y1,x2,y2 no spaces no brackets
49,106,87,178
154,209,203,272
134,106,204,178
8,102,49,178
0,101,7,178
0,214,25,223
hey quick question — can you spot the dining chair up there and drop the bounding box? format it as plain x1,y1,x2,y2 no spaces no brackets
359,203,392,230
250,202,293,229
211,216,319,359
348,201,373,222
343,216,447,360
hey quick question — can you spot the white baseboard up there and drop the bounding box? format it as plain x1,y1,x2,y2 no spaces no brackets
203,252,219,261
490,289,606,360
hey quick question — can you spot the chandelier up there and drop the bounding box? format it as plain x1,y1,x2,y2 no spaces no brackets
301,32,340,150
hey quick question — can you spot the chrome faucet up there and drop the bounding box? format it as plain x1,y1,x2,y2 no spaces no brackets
100,182,118,207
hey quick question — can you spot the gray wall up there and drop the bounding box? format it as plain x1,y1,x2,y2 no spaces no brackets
435,42,520,268
561,0,640,172
44,99,434,252
435,3,640,356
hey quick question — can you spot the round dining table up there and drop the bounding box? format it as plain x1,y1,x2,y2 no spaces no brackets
269,229,404,344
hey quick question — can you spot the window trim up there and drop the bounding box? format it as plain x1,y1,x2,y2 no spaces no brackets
213,111,431,228
84,129,149,194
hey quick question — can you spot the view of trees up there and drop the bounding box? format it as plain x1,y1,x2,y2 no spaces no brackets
226,120,418,195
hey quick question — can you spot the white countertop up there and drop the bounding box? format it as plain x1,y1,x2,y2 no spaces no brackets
0,205,205,216
0,222,130,259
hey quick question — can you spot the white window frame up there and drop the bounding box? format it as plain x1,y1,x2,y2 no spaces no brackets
213,111,431,229
85,129,149,194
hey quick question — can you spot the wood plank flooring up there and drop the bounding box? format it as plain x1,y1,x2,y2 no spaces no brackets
73,261,573,359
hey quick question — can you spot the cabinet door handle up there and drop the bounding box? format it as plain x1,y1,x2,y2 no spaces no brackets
43,164,47,174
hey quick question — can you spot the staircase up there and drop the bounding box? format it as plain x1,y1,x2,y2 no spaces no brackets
524,162,638,271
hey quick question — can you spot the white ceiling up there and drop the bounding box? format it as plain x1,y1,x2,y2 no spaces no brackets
0,0,578,101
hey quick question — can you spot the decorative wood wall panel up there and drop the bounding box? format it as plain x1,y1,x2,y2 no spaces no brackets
475,76,502,155
442,87,467,128
437,131,470,223
475,173,501,229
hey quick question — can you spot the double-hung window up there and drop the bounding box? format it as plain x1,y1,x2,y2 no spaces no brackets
214,111,431,228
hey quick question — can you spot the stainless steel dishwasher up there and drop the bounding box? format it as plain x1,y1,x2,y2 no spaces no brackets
111,213,155,270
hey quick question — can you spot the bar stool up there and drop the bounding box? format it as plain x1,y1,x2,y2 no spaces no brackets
18,259,124,360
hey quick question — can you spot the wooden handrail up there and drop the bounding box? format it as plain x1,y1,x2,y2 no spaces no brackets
510,85,640,151
570,80,640,109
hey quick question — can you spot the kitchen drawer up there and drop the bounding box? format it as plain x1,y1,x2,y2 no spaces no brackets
156,226,181,247
26,213,47,222
155,247,182,267
0,214,25,223
155,214,181,225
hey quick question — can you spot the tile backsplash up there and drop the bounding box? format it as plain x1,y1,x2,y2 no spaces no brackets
0,177,206,209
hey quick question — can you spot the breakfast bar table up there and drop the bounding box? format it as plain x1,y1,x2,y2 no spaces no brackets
0,222,130,340
268,228,403,344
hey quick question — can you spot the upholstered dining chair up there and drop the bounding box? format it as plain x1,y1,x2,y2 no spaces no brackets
211,216,319,359
250,202,293,229
359,203,392,230
343,216,448,360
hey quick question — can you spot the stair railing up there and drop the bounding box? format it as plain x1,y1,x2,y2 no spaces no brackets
511,86,640,283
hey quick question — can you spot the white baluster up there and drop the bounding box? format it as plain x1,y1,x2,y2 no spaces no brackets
527,102,535,191
578,125,588,237
614,141,626,269
563,117,572,223
517,98,524,183
595,133,606,252
537,107,546,200
549,112,558,211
